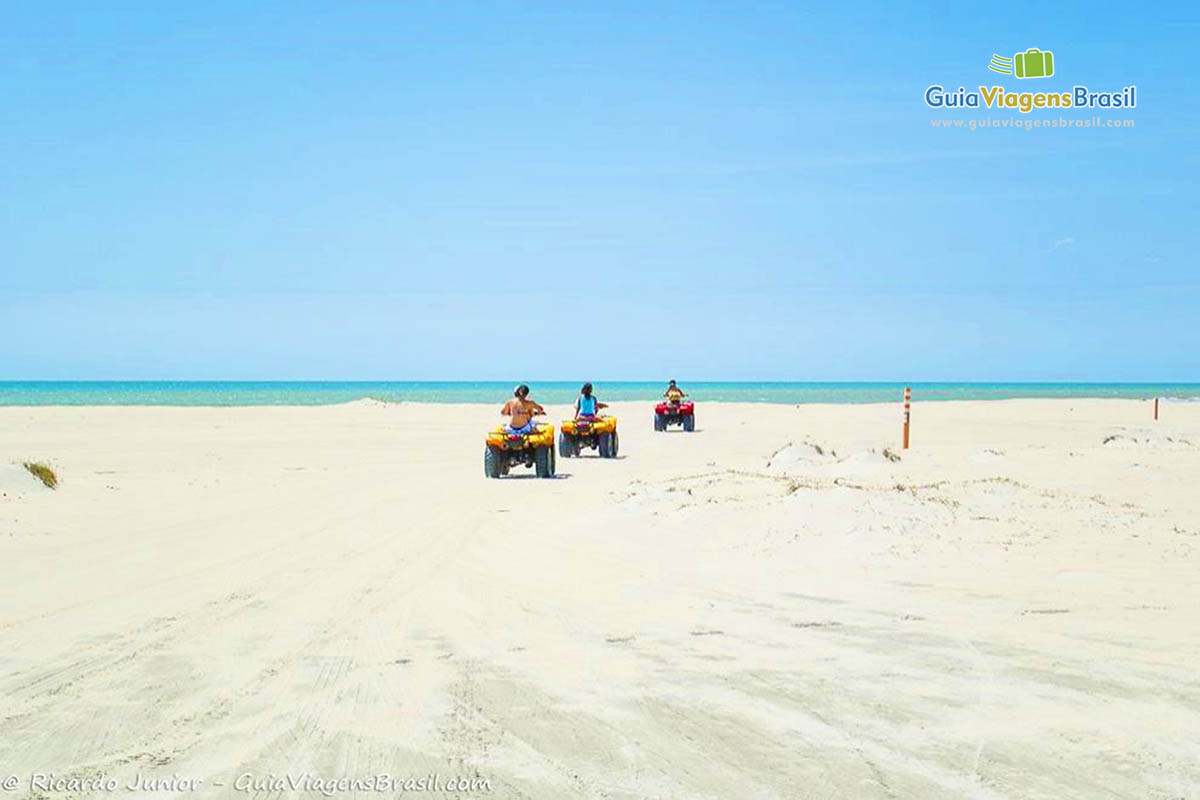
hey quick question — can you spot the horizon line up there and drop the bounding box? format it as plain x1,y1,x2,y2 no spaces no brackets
3,379,1198,386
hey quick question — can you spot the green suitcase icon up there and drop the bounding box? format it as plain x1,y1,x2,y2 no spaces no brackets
1014,48,1054,79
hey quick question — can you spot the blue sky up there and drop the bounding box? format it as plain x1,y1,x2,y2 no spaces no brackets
2,1,1196,380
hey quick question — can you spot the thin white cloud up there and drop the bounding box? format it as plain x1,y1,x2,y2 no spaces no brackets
1052,236,1075,249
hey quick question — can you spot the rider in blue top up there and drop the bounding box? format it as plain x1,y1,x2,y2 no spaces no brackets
574,383,608,419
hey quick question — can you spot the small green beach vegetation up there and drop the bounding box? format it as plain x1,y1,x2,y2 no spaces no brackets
23,462,58,489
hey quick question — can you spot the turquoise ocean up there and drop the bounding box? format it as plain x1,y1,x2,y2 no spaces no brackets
1,382,1197,406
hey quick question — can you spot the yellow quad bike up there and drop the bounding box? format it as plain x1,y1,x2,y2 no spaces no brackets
559,416,619,459
485,421,557,479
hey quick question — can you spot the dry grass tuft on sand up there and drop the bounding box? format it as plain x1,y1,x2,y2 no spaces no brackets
23,461,58,489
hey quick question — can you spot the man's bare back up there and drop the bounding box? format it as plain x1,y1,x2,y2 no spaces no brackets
502,397,543,428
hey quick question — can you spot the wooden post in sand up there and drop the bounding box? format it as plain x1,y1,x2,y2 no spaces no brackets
1154,397,1159,421
902,387,912,449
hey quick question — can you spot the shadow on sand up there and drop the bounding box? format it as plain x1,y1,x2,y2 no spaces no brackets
500,472,573,480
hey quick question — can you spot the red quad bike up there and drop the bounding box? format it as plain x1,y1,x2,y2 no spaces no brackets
654,399,695,432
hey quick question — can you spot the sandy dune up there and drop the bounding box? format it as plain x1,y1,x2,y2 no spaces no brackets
1,399,1198,799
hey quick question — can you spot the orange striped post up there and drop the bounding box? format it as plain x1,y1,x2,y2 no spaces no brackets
1154,397,1159,421
902,387,912,449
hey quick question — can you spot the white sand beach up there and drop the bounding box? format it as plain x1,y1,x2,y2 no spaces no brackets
1,399,1198,799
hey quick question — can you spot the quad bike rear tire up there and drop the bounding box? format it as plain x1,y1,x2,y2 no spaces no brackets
609,430,619,457
654,413,665,431
683,414,695,432
535,445,554,478
484,447,503,478
559,432,574,458
598,432,612,458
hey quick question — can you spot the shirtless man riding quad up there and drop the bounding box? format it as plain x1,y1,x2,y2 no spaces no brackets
486,384,556,478
501,384,545,434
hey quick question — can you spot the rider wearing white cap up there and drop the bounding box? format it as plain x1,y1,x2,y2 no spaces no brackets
501,384,545,434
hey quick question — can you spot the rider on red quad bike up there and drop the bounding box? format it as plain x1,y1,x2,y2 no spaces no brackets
655,380,695,432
